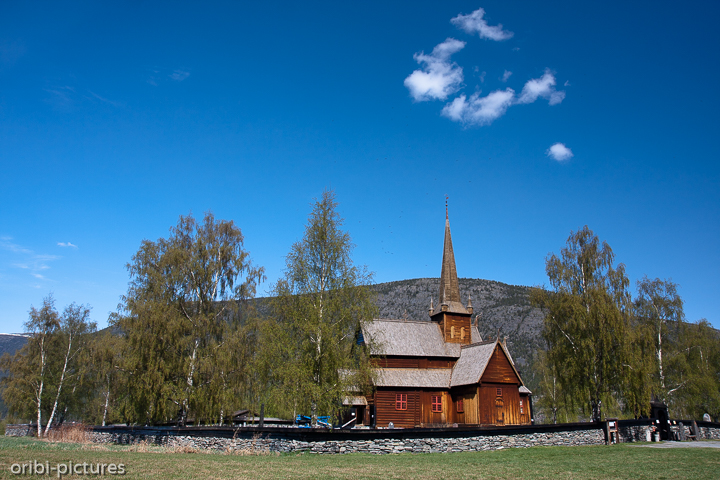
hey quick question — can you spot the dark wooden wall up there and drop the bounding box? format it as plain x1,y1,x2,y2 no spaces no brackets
438,313,472,345
375,390,421,428
373,357,455,368
481,345,520,384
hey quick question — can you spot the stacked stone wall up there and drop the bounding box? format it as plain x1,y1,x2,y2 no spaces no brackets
87,429,604,454
8,422,720,454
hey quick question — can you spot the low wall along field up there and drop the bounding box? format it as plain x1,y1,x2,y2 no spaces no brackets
5,421,720,454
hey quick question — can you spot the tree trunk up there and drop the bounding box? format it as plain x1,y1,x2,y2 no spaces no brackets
44,335,72,436
102,374,111,427
36,337,46,438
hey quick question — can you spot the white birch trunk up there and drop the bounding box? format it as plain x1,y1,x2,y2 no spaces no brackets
36,336,46,438
44,335,72,436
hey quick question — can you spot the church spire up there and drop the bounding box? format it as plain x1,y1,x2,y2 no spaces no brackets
438,208,461,306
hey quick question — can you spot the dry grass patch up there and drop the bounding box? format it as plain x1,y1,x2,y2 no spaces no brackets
45,423,90,444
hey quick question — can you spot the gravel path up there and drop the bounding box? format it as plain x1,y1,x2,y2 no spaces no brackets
630,441,720,449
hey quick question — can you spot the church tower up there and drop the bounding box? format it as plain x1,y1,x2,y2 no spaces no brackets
429,204,473,344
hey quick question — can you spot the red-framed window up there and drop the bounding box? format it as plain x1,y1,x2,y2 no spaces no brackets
431,395,442,412
520,399,524,414
456,398,464,413
396,393,407,410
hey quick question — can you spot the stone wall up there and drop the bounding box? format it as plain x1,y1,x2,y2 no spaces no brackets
9,422,720,454
4,424,35,437
87,428,605,454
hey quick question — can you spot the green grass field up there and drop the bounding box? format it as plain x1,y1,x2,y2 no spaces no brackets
1,436,718,480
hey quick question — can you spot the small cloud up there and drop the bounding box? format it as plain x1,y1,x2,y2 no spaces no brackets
501,70,512,82
44,86,76,107
441,88,515,126
87,91,122,107
564,80,570,87
516,69,566,105
32,273,45,279
169,69,190,81
404,38,466,101
451,8,513,41
547,143,573,161
57,242,77,248
478,71,486,83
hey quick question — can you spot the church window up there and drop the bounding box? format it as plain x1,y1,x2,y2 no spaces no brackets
520,399,524,414
460,327,465,340
395,394,407,410
496,388,502,397
431,395,442,412
450,326,455,338
456,398,464,413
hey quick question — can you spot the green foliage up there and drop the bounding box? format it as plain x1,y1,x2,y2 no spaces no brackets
0,295,96,434
533,226,720,423
666,319,720,419
115,212,265,425
258,191,376,421
532,226,631,422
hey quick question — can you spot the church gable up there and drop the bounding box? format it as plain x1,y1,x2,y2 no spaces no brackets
480,344,522,385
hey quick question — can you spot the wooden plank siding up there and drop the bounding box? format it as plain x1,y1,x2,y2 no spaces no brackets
375,390,421,428
373,357,455,369
481,345,521,384
438,313,472,345
420,391,450,425
478,384,522,425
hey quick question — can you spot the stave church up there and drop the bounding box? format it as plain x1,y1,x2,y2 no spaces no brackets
352,209,532,428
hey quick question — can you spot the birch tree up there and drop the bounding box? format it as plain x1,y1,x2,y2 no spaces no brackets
261,191,376,423
117,212,264,425
43,303,94,435
634,276,684,399
532,226,631,422
0,296,94,435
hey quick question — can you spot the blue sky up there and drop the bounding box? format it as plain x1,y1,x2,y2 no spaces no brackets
1,1,718,332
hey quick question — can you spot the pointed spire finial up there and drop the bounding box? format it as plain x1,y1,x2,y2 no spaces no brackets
445,195,449,220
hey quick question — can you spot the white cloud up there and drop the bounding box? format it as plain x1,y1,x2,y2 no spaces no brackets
441,88,515,126
501,70,512,82
404,38,466,101
57,242,77,248
88,91,122,107
517,69,566,105
1,237,59,280
169,69,190,81
547,143,573,161
451,8,513,41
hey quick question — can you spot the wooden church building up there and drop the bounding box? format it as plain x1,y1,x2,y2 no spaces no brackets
355,211,532,428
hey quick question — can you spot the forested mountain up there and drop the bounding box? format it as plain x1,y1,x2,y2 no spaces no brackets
1,277,543,382
0,334,28,360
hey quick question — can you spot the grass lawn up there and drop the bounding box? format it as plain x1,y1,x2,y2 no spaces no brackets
1,436,719,479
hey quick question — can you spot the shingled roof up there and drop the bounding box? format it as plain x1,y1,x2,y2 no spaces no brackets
450,339,526,388
449,341,497,387
375,368,453,388
362,319,481,357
